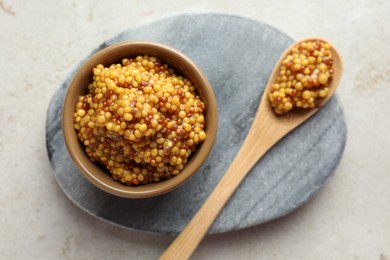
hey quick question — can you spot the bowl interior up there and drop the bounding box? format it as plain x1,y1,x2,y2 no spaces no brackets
63,41,217,198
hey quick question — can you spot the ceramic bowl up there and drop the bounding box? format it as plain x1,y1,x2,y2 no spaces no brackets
62,41,218,198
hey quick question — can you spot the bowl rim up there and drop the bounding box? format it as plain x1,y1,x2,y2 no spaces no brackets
62,40,218,198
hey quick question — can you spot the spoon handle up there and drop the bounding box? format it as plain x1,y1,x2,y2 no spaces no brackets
160,119,278,260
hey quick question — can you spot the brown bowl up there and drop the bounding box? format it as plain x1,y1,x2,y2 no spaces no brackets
62,41,218,198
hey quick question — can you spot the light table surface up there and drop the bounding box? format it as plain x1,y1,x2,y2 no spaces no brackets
0,0,389,259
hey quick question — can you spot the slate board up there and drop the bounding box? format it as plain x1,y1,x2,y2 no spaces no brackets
46,13,347,235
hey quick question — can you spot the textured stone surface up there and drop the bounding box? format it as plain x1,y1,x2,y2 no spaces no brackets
46,13,346,235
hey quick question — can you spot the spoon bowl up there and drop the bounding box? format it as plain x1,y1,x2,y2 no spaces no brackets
263,37,343,130
161,37,343,259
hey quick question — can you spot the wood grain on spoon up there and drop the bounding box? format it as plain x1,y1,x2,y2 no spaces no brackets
160,37,343,260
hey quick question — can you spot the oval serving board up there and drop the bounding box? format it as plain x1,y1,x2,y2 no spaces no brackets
46,13,346,235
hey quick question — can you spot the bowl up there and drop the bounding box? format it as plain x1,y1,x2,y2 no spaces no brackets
62,40,218,198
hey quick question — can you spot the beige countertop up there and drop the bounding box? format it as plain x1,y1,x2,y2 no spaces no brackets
1,0,389,259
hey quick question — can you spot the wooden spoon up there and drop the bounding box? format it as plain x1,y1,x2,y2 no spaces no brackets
160,37,343,260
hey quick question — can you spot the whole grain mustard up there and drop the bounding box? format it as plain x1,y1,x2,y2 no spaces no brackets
74,55,206,185
268,40,334,115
